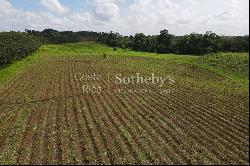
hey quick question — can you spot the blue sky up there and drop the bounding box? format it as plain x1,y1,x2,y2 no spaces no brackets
0,0,249,35
9,0,93,13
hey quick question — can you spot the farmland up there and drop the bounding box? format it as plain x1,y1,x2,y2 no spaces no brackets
0,42,249,165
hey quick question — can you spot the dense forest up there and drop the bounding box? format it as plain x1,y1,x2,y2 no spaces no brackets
0,32,42,68
25,29,100,44
97,30,249,55
0,29,100,68
27,29,249,55
0,29,249,68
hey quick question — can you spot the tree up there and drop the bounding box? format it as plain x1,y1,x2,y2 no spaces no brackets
132,33,147,51
156,29,174,53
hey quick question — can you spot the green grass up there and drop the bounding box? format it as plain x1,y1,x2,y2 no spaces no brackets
0,41,248,93
39,42,197,63
0,52,42,88
195,52,249,86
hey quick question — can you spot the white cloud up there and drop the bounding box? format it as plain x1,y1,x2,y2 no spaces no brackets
88,0,119,21
0,0,100,32
0,0,68,31
0,0,248,35
124,0,196,35
196,0,248,35
120,0,248,35
0,0,16,14
213,0,242,21
40,0,68,14
214,10,236,20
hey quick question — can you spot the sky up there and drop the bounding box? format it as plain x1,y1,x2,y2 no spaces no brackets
0,0,249,36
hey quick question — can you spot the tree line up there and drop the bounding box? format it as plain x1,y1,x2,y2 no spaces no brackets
26,29,100,44
0,32,42,68
0,29,100,68
26,28,249,55
0,29,248,68
97,30,249,55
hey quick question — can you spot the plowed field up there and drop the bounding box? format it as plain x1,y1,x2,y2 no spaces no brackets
0,44,249,165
